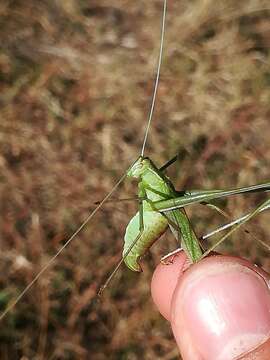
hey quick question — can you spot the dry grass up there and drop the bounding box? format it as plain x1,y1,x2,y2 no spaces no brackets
0,0,269,359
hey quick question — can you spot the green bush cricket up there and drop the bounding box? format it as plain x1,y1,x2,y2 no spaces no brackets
1,0,270,322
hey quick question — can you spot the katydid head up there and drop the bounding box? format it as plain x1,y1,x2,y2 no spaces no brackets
127,156,152,179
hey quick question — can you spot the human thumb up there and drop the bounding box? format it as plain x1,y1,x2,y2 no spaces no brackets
151,253,270,360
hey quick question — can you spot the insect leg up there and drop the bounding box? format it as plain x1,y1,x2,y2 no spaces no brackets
94,196,141,205
160,207,203,263
159,154,179,172
201,198,270,258
156,182,270,211
201,201,270,251
160,248,182,264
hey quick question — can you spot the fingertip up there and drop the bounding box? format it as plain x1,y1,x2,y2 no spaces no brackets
151,251,187,321
171,255,270,360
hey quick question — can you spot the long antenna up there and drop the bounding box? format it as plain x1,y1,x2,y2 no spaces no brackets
0,0,168,320
99,0,168,295
141,0,167,157
0,172,127,321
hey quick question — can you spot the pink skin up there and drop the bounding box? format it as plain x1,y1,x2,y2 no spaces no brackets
151,252,270,360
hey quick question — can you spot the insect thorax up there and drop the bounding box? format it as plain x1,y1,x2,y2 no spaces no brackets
128,156,175,203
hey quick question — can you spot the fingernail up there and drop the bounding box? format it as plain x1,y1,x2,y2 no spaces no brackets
171,259,270,360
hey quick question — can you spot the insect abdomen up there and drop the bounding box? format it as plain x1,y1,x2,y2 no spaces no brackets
123,210,168,272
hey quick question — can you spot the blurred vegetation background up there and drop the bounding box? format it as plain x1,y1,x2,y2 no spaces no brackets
0,0,269,359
